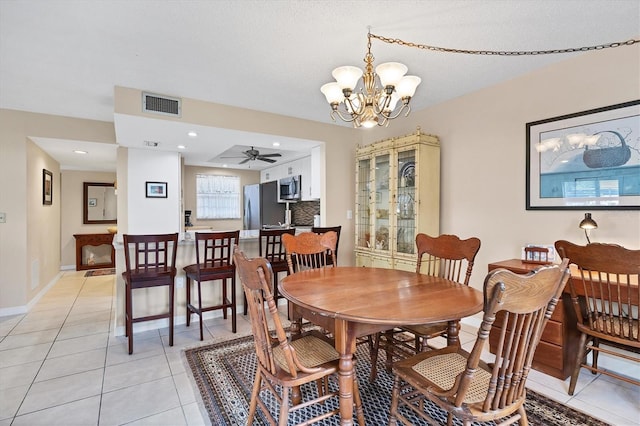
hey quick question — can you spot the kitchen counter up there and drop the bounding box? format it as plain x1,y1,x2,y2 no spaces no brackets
183,229,259,241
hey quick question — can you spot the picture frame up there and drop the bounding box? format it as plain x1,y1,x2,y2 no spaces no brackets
42,169,53,205
146,181,168,198
88,198,97,207
526,100,640,210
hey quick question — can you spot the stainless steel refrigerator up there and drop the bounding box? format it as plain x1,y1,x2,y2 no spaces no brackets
243,181,285,230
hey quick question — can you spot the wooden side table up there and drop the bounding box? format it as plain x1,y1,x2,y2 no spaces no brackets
487,259,579,380
74,233,115,271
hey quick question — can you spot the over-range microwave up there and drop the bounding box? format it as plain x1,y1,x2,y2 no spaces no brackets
279,175,301,202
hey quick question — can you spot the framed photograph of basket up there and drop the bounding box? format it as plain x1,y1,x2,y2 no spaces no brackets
526,100,640,210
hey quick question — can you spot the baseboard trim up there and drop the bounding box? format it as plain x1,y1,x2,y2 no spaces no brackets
0,271,63,317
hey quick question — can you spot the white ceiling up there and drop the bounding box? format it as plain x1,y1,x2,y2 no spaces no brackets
2,1,639,171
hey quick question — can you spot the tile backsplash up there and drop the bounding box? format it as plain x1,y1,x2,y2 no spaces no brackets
291,201,320,226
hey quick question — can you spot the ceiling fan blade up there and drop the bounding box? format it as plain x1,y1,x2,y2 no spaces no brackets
258,153,282,157
258,157,277,163
239,158,251,164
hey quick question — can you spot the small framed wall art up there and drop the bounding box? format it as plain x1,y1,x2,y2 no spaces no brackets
43,169,53,205
146,181,168,198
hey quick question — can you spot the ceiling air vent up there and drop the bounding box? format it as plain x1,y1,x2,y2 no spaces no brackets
142,92,181,117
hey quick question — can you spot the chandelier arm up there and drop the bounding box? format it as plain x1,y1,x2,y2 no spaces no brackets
373,93,392,115
380,102,410,121
345,94,366,116
377,116,389,127
369,33,640,56
331,109,358,123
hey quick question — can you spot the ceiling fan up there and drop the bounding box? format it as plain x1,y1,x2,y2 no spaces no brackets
221,146,282,164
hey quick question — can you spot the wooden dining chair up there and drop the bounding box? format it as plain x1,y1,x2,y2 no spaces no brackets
389,259,570,426
243,228,295,315
554,240,640,395
282,231,337,273
233,247,365,426
311,225,341,265
122,233,178,355
183,230,239,340
371,233,481,381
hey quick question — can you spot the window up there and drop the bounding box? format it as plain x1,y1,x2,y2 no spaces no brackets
196,174,241,219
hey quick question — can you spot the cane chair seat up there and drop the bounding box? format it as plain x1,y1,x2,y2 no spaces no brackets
272,332,340,374
411,352,492,404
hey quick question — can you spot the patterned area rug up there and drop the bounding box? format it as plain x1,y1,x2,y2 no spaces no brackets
84,268,115,277
184,334,609,426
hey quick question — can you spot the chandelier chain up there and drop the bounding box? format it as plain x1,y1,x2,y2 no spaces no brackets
369,33,640,56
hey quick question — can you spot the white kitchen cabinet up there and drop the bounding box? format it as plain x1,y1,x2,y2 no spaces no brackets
354,128,440,270
261,164,283,183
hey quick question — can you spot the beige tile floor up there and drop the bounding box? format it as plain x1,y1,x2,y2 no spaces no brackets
0,270,638,425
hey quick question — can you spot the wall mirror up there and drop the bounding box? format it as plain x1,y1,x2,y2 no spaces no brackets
83,182,117,224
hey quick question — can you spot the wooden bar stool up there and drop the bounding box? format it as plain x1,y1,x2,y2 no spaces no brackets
311,225,341,265
122,233,179,355
184,230,239,340
244,228,295,315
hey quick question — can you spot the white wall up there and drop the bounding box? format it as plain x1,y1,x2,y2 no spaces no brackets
125,148,181,235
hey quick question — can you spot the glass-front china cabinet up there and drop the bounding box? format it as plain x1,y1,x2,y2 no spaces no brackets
355,128,440,271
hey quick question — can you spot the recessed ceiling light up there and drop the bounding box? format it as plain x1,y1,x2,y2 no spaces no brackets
177,145,186,149
272,142,280,147
223,164,228,168
74,150,88,154
187,131,198,137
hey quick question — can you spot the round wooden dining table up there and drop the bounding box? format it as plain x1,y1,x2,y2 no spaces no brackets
280,266,484,426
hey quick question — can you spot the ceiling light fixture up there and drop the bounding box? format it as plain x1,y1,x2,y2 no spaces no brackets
321,30,638,129
187,131,198,137
177,145,186,149
74,150,88,154
321,29,420,129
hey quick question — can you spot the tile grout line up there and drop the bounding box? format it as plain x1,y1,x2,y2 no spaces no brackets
9,272,89,423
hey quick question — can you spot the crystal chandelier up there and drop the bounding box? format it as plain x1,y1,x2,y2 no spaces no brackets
320,31,421,128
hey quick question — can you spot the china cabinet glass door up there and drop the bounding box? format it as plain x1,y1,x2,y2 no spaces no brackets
356,158,371,249
374,154,391,251
396,149,416,255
